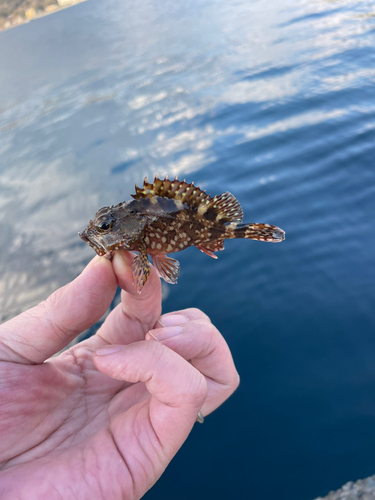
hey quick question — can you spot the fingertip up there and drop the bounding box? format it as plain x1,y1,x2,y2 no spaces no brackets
112,250,135,290
82,255,114,278
113,249,134,269
92,344,125,377
146,330,159,341
85,255,103,269
158,308,210,325
147,326,183,341
113,249,133,272
81,255,117,291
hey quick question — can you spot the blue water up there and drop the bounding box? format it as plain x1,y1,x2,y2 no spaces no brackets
1,0,375,498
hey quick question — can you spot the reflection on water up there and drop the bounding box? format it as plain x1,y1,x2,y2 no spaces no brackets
1,0,375,498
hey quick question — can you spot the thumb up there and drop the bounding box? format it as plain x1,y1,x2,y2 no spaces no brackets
0,257,117,364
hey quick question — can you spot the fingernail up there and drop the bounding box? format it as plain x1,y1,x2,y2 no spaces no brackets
148,326,183,341
160,314,189,327
96,345,126,356
147,330,159,341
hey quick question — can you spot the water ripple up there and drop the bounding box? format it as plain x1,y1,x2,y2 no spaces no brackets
0,0,375,498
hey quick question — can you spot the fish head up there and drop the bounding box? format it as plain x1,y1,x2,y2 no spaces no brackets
79,203,147,256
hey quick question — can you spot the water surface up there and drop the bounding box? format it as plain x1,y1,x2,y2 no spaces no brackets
1,0,375,498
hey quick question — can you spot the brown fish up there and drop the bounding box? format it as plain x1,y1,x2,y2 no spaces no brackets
79,176,285,292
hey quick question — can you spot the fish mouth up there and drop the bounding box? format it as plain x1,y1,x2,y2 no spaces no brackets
79,229,107,256
272,228,285,242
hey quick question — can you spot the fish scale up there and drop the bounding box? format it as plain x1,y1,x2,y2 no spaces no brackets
79,175,285,292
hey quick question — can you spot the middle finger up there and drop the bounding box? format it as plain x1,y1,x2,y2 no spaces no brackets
145,317,239,414
96,250,162,346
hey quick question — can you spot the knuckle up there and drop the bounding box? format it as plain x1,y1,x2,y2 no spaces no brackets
232,371,240,391
194,320,221,345
36,290,77,341
181,308,211,323
188,319,216,335
204,321,218,337
44,285,66,309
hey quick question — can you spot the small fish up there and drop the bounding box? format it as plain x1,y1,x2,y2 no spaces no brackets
79,176,285,292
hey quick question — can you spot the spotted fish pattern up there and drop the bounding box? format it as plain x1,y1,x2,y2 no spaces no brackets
79,176,285,292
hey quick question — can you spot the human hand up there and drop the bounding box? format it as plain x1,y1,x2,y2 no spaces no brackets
0,251,239,500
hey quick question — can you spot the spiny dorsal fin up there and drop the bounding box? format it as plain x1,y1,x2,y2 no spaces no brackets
132,177,243,223
131,175,213,210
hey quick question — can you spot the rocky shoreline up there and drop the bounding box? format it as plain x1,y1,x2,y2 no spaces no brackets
315,476,375,500
0,0,86,32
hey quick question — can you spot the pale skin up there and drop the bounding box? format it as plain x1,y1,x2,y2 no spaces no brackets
0,250,239,500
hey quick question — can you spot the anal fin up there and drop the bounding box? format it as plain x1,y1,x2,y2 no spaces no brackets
196,240,224,259
131,243,151,293
152,254,180,284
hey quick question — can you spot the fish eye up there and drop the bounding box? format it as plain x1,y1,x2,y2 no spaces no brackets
96,220,112,232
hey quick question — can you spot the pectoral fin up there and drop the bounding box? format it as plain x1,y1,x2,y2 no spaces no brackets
152,254,180,284
131,243,151,293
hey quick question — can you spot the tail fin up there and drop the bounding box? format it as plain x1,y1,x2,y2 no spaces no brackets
234,223,285,243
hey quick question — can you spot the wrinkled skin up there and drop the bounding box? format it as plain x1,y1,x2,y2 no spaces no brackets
0,251,239,500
